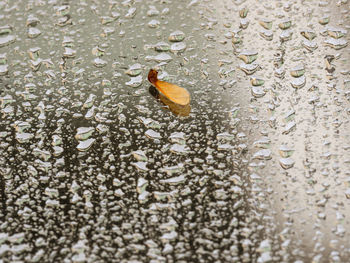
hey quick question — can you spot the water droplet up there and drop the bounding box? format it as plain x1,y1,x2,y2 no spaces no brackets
252,149,272,160
125,75,142,88
302,40,318,51
327,26,347,39
170,42,186,54
253,137,271,148
239,63,260,75
125,7,137,18
14,121,31,132
132,150,148,161
217,132,235,141
231,29,243,44
93,57,107,68
324,38,348,50
239,7,249,18
278,19,292,30
15,133,34,143
319,16,330,25
170,144,189,155
147,6,160,17
259,29,273,41
279,157,295,169
27,27,41,38
251,86,266,98
154,41,170,52
137,177,148,194
0,34,15,47
250,76,265,86
125,63,142,76
75,127,94,141
290,75,306,89
63,47,76,58
239,18,249,29
145,129,161,139
290,64,305,77
83,94,96,109
300,29,317,40
168,30,185,42
259,19,272,30
159,175,185,185
279,30,293,42
98,16,113,26
160,164,184,176
92,46,105,56
283,121,296,134
33,148,51,161
77,138,95,152
284,109,295,122
148,19,160,28
132,161,149,172
146,53,173,63
275,68,285,78
238,50,258,64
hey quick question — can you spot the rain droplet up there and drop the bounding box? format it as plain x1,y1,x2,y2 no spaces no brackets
302,40,318,51
239,7,249,18
125,7,137,19
238,50,258,64
154,41,170,52
75,127,94,141
147,6,160,17
251,86,266,98
160,164,184,176
250,76,265,86
278,19,292,30
327,26,347,39
170,144,189,155
132,161,149,172
290,75,306,89
279,30,293,42
159,175,185,185
319,16,330,25
252,149,272,160
170,42,186,54
125,75,143,88
259,29,273,41
145,129,161,139
239,63,260,75
27,27,41,38
290,64,305,77
283,121,296,135
93,57,107,68
231,29,243,44
132,150,148,161
15,133,34,143
137,177,148,194
259,19,272,30
168,30,185,42
125,63,142,76
279,157,295,169
239,18,249,29
77,138,95,152
324,38,348,50
300,29,317,40
0,34,15,47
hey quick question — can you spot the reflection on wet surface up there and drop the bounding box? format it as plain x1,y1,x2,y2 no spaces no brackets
0,0,252,262
149,85,191,117
0,0,350,262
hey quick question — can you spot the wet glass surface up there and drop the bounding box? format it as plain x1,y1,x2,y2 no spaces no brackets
0,0,350,262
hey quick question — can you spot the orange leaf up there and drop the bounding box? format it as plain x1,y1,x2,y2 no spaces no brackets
148,69,190,106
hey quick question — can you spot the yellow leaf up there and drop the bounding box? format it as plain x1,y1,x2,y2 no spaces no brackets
148,69,190,106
